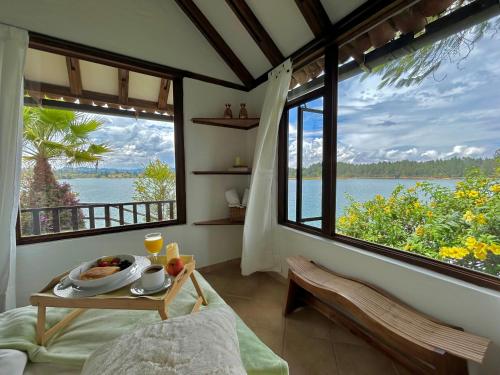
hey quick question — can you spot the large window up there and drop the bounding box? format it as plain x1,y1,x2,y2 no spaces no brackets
17,43,185,244
279,0,499,290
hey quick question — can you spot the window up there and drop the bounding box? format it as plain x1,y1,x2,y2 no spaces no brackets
17,44,185,244
283,92,324,230
279,0,500,290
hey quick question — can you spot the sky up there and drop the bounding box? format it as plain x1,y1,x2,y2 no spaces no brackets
289,15,500,166
87,115,175,169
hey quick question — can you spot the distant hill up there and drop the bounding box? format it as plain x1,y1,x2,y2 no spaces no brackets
288,157,497,179
54,167,144,179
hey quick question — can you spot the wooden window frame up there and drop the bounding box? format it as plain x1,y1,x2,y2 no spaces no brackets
17,41,187,245
278,44,500,291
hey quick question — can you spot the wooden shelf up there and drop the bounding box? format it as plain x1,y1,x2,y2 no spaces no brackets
192,170,251,175
192,118,259,130
193,218,244,225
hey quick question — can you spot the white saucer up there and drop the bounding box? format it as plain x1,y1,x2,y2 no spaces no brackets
53,256,151,298
130,276,172,296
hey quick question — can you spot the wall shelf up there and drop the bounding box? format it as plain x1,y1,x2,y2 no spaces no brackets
192,170,251,175
194,218,244,225
192,118,259,130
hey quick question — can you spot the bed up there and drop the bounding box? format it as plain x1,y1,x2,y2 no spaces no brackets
0,271,288,374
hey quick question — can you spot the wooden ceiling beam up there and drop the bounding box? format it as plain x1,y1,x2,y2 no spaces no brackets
24,80,174,115
118,69,129,105
294,0,331,37
158,78,171,110
65,57,83,96
225,0,284,66
175,0,254,87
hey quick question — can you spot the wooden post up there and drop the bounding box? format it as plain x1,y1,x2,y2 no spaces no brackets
88,206,95,229
71,207,79,230
169,201,174,220
118,204,125,225
52,208,60,233
32,209,41,235
36,305,46,345
145,203,151,222
132,203,138,223
157,202,163,221
104,205,111,227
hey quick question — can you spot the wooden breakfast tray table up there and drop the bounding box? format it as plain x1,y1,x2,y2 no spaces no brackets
30,255,207,345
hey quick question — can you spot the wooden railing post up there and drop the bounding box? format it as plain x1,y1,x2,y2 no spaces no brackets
88,206,95,229
32,209,41,235
132,203,138,223
104,205,111,227
169,201,174,220
71,207,79,231
52,208,60,233
145,203,151,222
157,202,163,221
118,204,125,225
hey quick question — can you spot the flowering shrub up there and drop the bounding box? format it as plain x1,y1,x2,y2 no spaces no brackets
337,167,500,277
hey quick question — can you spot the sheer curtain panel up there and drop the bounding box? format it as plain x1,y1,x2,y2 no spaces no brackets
241,60,292,275
0,24,28,311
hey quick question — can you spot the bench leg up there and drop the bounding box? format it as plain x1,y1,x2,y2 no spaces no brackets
284,276,305,316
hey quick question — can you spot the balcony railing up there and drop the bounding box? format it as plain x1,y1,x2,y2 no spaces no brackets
19,200,176,236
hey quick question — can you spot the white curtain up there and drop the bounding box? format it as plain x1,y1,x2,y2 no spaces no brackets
0,24,28,312
241,60,292,276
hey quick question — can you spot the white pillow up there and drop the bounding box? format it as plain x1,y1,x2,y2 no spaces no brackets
81,307,246,375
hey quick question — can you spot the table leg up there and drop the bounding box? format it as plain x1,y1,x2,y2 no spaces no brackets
158,304,169,320
36,305,46,345
190,273,208,306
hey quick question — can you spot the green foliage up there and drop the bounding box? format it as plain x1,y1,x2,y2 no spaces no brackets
364,7,500,89
289,157,496,179
23,107,110,166
336,165,500,277
133,160,176,203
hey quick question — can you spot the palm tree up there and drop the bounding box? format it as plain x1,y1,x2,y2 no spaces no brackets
20,107,110,233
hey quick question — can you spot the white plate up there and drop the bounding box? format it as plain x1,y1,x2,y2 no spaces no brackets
53,256,150,298
130,276,172,296
68,254,136,289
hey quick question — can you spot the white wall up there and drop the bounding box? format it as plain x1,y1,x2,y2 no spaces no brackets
246,81,500,375
16,78,255,306
0,0,240,84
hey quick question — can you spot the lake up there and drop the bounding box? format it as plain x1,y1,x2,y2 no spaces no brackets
62,177,460,224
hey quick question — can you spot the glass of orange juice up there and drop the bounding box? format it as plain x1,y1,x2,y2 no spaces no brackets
144,233,163,263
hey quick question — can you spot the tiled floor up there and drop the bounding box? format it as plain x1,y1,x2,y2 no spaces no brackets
201,262,410,375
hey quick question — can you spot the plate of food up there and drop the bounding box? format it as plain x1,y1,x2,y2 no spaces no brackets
68,254,135,289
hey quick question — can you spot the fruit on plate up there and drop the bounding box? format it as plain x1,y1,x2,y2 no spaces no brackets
96,257,132,271
166,257,184,276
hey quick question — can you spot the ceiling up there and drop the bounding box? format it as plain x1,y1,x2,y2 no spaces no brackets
0,0,368,88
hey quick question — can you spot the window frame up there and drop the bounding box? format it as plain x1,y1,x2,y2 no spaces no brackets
16,36,187,245
278,43,500,291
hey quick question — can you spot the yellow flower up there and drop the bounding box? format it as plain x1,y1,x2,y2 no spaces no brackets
475,197,487,206
439,246,469,260
475,214,487,225
415,182,423,187
415,225,425,237
488,243,500,255
454,191,466,198
473,244,488,261
465,237,477,250
338,217,348,226
404,243,413,251
467,190,479,198
384,206,391,214
375,194,384,202
413,201,421,209
490,184,500,193
463,210,475,223
426,211,433,218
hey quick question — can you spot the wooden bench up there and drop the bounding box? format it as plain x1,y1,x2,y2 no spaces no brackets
284,256,490,375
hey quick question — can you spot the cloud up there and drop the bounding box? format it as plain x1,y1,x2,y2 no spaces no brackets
87,115,175,169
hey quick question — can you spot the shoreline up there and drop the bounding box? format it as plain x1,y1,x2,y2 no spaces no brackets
289,176,463,180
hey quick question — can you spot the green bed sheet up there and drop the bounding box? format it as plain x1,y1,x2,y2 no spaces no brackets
0,271,288,375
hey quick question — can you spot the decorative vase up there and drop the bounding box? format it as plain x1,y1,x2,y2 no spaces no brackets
223,104,233,118
239,103,248,119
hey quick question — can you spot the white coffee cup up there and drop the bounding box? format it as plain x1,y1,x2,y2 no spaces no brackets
141,265,165,290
